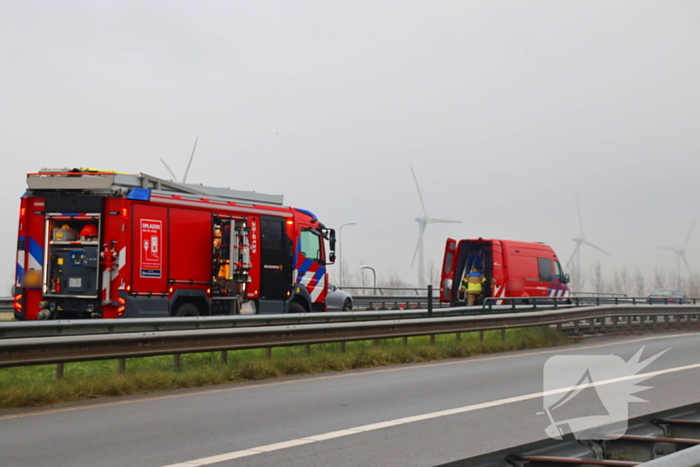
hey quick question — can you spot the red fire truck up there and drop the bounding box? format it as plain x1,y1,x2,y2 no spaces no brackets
13,168,336,320
439,237,571,306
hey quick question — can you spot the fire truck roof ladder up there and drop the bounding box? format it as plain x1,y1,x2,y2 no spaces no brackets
27,169,285,206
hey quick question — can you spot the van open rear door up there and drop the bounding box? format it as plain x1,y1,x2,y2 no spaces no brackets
440,238,458,302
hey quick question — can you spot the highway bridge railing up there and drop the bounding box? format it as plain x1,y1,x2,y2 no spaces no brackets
443,402,700,467
2,304,700,379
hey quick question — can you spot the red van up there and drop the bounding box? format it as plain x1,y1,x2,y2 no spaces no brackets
439,238,571,306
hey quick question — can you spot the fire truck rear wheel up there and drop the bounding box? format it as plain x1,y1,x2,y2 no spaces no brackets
174,303,201,317
289,301,306,313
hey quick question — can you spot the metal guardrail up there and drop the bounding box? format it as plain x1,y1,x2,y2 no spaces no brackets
0,297,12,313
0,305,544,340
352,294,450,310
572,291,629,297
482,296,700,311
3,292,688,315
340,286,437,296
1,305,699,372
1,294,696,340
441,402,700,467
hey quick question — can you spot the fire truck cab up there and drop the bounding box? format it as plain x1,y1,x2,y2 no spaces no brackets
14,168,336,319
440,238,571,306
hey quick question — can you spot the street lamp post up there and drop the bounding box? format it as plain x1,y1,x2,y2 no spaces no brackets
338,222,358,286
359,265,377,295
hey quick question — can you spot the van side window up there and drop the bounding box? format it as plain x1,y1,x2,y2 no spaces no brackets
538,257,553,282
554,261,563,279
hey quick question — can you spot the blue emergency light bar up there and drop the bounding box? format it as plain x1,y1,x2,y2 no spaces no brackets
295,208,318,221
127,188,151,201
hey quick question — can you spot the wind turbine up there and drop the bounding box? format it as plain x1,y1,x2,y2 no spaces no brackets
410,166,461,288
160,136,199,183
659,217,696,286
565,195,609,280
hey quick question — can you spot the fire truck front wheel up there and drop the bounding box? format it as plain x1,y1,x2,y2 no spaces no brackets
174,302,201,317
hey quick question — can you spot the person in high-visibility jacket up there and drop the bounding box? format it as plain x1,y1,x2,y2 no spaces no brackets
460,267,486,306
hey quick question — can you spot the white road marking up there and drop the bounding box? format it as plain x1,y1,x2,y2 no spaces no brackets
0,332,696,421
161,358,700,466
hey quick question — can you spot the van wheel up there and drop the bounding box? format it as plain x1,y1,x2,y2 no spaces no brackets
342,298,352,311
175,303,200,317
289,301,306,313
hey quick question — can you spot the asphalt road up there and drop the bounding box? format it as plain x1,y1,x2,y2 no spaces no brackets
2,332,700,467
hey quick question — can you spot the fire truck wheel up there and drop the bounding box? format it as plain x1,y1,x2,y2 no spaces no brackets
289,301,307,314
342,299,352,311
174,303,201,317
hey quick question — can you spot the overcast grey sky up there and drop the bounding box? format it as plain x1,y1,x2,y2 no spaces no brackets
2,0,699,290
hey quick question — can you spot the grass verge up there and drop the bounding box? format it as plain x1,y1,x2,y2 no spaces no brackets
0,327,575,409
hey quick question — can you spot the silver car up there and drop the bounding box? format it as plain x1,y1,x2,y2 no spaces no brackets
326,284,353,311
647,288,687,304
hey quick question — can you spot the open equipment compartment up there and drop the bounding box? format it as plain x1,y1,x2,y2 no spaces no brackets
43,212,102,305
211,214,252,315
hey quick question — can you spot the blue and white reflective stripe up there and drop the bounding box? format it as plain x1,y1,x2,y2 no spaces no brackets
547,278,556,296
16,262,24,286
16,236,25,287
27,237,43,270
296,258,314,282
